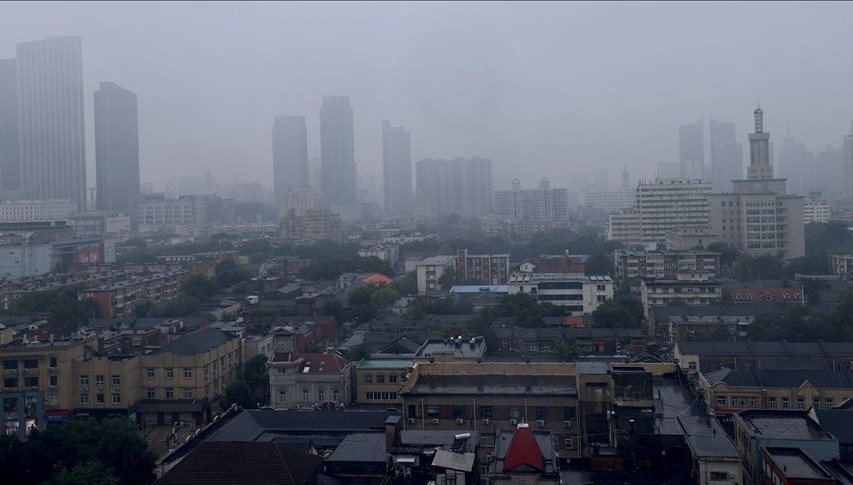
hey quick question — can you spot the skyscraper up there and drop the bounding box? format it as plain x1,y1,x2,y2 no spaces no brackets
381,120,412,214
844,122,853,200
320,96,356,204
416,157,492,217
16,36,87,209
709,120,743,193
0,58,21,195
777,133,814,196
273,115,310,194
95,82,139,213
679,120,705,179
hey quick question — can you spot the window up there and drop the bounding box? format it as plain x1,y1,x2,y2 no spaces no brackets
389,375,397,384
333,389,340,401
303,389,309,402
96,393,105,404
564,437,573,448
80,393,89,404
508,407,521,419
3,360,17,370
427,405,440,418
165,368,174,379
826,398,834,408
49,375,57,386
317,389,324,401
536,407,548,420
165,388,174,399
364,374,373,384
277,368,286,374
96,375,105,386
147,389,155,399
49,357,57,368
782,398,789,409
709,471,729,481
4,378,18,388
24,377,38,387
563,407,576,420
479,406,493,419
278,391,286,403
184,368,193,379
112,375,121,385
716,396,727,407
453,406,465,419
80,375,90,386
479,435,495,448
377,375,385,384
408,405,417,418
184,389,193,399
769,398,777,409
112,394,121,404
23,359,37,369
796,398,804,409
813,399,820,410
146,368,155,379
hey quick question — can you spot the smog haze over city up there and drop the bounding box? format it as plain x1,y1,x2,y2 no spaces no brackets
0,1,850,195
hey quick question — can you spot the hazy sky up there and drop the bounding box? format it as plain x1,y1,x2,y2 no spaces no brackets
0,1,851,194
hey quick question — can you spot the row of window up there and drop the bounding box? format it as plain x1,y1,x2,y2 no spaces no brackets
80,393,122,405
716,395,835,410
3,357,58,369
363,374,399,384
4,376,45,388
276,388,341,403
410,405,577,421
80,375,122,386
365,392,397,400
146,368,194,379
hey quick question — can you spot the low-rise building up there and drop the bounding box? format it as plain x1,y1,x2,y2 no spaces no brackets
353,358,412,407
79,270,189,318
614,249,721,280
416,255,456,295
269,352,352,409
456,249,511,286
761,447,838,485
507,273,613,315
674,340,853,374
829,254,853,280
414,336,487,363
640,279,723,332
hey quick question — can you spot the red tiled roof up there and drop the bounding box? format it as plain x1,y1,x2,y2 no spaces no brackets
299,353,349,374
503,425,545,473
363,273,393,285
561,316,585,327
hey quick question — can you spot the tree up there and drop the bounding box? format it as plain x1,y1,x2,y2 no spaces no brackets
345,342,371,362
243,355,269,406
388,271,418,296
370,287,401,310
802,279,830,305
223,380,254,409
554,340,584,362
707,242,738,267
591,299,640,328
42,462,120,485
181,275,219,301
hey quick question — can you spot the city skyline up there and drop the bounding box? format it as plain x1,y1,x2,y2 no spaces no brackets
0,2,848,194
95,81,140,213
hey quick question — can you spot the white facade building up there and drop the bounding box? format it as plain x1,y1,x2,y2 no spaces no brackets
0,199,76,222
803,197,830,224
269,352,352,409
277,188,324,218
415,255,456,295
507,273,613,315
494,178,569,224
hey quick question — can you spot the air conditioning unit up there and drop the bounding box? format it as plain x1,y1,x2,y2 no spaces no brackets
430,418,439,425
482,418,490,425
563,420,573,428
408,418,416,425
537,419,546,427
456,418,464,425
510,419,519,426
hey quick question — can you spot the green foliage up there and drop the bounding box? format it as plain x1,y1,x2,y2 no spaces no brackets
214,259,250,289
7,285,98,328
0,418,157,485
802,279,830,305
554,340,585,362
590,296,642,328
388,271,418,296
707,242,738,267
370,287,401,309
345,342,372,361
138,296,199,318
301,255,393,280
223,380,255,409
243,355,269,406
181,275,219,300
746,291,853,341
498,293,546,328
731,255,786,282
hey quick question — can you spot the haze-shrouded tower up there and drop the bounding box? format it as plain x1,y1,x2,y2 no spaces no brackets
748,107,772,180
0,58,21,195
273,115,310,192
679,120,705,179
320,96,356,204
95,82,139,212
16,36,87,209
382,120,412,214
710,120,743,192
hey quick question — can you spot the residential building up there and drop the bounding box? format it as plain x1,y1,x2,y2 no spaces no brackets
416,157,493,217
0,199,76,222
276,188,324,218
16,37,87,209
78,270,189,318
607,179,713,247
382,120,413,215
269,352,352,409
614,249,721,280
507,273,613,315
494,178,569,225
0,58,21,195
278,208,342,244
94,82,139,213
673,340,853,374
707,108,806,260
728,286,804,305
493,327,646,355
320,96,356,204
136,194,194,227
353,358,412,406
416,255,456,295
733,410,839,485
583,186,634,214
829,254,853,279
710,120,743,193
700,368,853,416
803,196,831,224
518,254,585,276
138,328,242,426
639,279,723,330
456,249,510,286
272,115,310,213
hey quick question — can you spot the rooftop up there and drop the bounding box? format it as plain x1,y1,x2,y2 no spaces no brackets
705,368,853,389
677,340,853,357
736,410,835,441
764,447,834,480
325,432,387,463
151,327,233,356
356,358,413,369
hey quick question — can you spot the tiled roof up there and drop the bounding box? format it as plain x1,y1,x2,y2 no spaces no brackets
503,426,545,473
152,327,233,356
708,368,853,389
157,441,322,485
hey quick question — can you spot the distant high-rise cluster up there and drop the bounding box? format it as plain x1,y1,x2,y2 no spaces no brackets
382,120,412,215
320,96,357,205
0,36,140,214
679,120,706,180
494,178,568,224
709,120,743,192
415,157,493,217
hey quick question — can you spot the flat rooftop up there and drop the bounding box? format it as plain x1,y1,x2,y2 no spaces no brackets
764,447,833,480
738,411,833,441
356,359,413,369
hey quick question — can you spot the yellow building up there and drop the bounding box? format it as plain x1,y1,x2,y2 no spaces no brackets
353,358,413,407
699,368,853,415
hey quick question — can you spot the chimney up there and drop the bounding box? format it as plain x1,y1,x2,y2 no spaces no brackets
384,415,401,452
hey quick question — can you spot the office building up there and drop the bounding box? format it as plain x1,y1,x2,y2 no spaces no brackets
494,178,569,224
507,273,613,315
278,208,342,245
614,249,721,280
0,58,21,195
803,196,830,224
709,120,743,193
456,249,511,286
416,157,492,217
277,188,324,218
382,120,412,215
94,82,139,213
320,96,356,204
607,179,713,247
0,198,75,222
845,122,853,200
16,37,87,209
273,115,310,213
679,120,706,180
776,133,814,196
707,108,806,259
